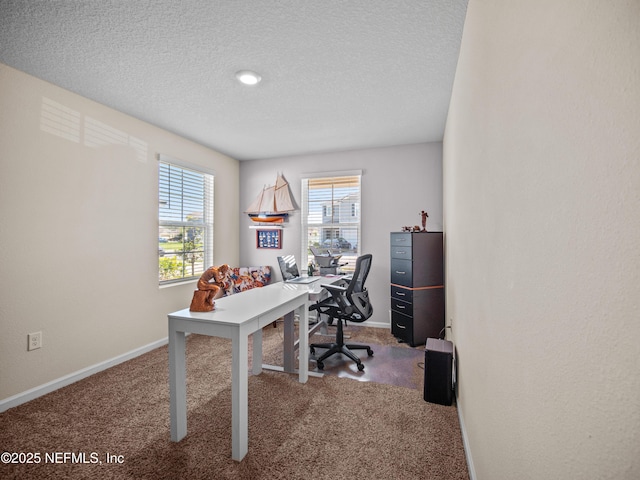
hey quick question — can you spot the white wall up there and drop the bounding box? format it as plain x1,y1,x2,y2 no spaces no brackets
0,64,240,401
444,1,640,479
239,143,443,327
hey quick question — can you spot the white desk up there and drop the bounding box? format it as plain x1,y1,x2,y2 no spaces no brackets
168,282,309,461
274,275,349,374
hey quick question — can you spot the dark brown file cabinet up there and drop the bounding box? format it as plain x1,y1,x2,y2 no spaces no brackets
390,232,444,347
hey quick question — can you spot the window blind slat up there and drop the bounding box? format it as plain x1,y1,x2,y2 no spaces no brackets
301,174,361,272
158,159,214,283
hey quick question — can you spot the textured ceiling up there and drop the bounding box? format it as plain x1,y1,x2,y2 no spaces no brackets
0,0,468,160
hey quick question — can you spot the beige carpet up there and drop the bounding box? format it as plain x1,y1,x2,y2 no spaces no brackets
0,325,469,480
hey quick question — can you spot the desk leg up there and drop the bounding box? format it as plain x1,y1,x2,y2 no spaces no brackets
231,331,249,461
283,311,295,373
252,328,263,375
320,312,329,336
169,326,187,442
298,304,309,383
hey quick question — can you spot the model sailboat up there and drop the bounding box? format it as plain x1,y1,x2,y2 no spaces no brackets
245,174,295,223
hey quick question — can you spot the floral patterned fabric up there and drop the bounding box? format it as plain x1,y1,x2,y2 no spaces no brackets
219,266,271,296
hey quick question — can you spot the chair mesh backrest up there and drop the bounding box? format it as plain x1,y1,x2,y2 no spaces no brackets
348,254,372,296
347,254,373,321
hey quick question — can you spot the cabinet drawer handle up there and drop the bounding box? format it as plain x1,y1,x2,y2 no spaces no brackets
395,250,407,255
395,304,405,309
396,292,406,296
395,271,406,275
395,323,406,329
396,238,407,242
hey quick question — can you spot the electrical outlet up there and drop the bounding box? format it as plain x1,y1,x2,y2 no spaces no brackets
28,331,42,351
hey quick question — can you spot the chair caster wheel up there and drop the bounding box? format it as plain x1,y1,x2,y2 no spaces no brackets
317,361,324,370
367,348,374,356
357,363,365,371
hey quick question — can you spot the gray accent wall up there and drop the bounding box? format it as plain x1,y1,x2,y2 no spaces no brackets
239,142,443,328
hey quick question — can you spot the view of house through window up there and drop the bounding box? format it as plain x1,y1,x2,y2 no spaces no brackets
158,157,213,284
301,172,361,273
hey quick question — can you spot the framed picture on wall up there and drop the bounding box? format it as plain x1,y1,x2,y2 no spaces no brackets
256,229,282,249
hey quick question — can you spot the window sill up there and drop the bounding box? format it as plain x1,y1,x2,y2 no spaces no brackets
159,278,198,289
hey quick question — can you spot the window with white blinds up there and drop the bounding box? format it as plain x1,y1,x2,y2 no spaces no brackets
301,172,361,272
158,157,214,284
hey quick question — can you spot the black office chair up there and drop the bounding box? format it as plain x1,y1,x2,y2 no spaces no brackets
309,254,374,371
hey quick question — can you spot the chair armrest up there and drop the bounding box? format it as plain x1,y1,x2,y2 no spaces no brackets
323,284,347,294
323,284,351,312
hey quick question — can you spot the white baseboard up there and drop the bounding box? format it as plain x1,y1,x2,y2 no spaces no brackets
0,338,168,413
1,321,391,413
456,397,477,480
361,320,390,329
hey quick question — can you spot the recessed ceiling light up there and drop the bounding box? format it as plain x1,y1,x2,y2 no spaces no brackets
235,70,261,86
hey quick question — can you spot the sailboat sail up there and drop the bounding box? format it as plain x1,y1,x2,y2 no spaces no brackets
274,175,295,212
245,174,295,223
245,185,270,213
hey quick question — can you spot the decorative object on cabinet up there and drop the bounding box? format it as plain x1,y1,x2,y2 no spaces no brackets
390,231,444,347
256,229,282,249
420,210,429,231
245,174,295,224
